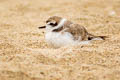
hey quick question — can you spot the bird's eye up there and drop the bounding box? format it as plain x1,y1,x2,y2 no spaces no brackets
49,22,58,27
50,23,54,25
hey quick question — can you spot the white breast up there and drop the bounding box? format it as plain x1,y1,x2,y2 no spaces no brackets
45,32,75,48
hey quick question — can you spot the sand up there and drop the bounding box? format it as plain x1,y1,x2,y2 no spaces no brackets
0,0,120,80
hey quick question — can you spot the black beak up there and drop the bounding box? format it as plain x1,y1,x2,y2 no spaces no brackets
38,26,46,29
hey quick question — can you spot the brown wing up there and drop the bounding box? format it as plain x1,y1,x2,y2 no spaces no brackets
64,24,89,41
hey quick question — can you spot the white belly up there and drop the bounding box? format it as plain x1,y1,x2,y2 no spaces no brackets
45,32,75,47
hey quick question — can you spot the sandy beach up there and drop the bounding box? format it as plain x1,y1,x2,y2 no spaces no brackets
0,0,120,80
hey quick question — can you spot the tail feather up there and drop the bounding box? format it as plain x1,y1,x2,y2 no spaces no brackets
88,33,107,40
96,36,107,40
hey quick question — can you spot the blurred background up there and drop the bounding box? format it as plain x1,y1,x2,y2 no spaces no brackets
0,0,120,80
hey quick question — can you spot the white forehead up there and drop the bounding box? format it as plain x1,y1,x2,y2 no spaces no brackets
47,20,56,25
47,22,51,25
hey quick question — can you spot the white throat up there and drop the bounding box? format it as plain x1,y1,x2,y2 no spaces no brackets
46,18,67,32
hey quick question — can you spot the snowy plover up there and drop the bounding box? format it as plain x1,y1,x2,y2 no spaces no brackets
38,16,106,48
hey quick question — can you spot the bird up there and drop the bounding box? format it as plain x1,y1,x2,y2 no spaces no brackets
38,16,106,48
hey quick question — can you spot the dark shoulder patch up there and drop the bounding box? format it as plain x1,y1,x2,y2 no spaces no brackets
52,27,63,32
